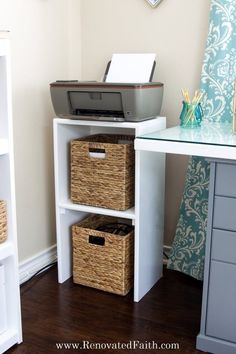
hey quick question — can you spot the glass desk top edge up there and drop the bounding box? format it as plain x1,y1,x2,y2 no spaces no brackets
137,122,236,148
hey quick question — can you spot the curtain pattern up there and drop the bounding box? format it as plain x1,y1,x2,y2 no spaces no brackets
167,0,236,280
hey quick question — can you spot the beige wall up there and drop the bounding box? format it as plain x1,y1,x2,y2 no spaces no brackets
12,0,69,261
0,0,211,262
68,0,82,78
0,0,82,261
80,0,211,244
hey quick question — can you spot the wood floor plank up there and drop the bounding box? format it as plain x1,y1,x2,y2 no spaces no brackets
6,266,203,353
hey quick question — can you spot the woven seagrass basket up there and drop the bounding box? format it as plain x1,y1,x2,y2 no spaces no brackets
70,134,135,210
0,201,7,244
72,214,134,296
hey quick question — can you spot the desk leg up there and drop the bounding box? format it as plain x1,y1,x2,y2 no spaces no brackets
134,150,165,302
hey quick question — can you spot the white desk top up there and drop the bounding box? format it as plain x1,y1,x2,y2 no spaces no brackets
135,122,236,160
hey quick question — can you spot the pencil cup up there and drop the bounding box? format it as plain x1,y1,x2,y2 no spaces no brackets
180,101,203,128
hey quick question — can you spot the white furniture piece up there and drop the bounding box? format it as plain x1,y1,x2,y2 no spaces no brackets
53,117,166,302
0,38,22,353
0,265,7,335
135,121,236,354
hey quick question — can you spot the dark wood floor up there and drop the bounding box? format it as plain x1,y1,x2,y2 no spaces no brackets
7,266,204,354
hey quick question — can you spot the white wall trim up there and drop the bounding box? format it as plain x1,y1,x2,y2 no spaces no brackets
19,244,57,285
18,243,170,285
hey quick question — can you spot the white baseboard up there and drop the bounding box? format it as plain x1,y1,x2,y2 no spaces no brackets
163,244,171,265
18,243,170,285
19,244,57,285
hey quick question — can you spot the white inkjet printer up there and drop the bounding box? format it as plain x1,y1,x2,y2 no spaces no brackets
50,54,164,122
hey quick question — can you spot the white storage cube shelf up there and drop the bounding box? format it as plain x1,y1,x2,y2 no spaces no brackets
0,264,7,335
0,38,22,353
54,117,166,302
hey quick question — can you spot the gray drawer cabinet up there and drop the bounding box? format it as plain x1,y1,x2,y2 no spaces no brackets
197,160,236,354
213,196,236,231
215,163,236,198
206,261,236,343
211,229,236,263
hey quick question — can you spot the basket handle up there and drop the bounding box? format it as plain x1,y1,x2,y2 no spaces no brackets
88,147,106,159
89,235,105,246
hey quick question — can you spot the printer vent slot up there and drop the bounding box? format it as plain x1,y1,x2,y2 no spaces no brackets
75,109,124,118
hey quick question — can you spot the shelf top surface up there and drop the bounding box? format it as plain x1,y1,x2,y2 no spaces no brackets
137,122,236,147
54,117,164,129
60,199,135,219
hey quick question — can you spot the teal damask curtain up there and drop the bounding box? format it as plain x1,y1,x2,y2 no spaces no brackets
167,0,236,280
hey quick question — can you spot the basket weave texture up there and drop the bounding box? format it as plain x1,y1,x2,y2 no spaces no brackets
71,134,135,210
72,214,134,296
0,201,7,244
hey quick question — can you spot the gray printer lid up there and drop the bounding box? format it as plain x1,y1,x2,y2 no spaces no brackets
50,81,163,88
